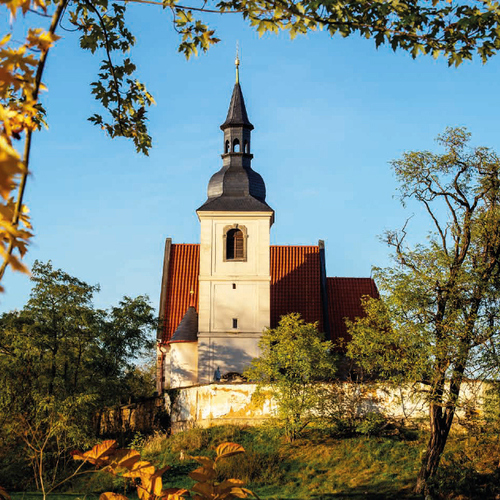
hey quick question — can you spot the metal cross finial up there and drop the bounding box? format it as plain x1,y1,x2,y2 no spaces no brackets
235,41,240,84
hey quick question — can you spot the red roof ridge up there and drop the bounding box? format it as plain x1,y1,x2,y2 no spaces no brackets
270,244,319,249
328,276,374,280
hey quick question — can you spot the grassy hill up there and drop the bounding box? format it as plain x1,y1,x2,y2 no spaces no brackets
71,424,499,499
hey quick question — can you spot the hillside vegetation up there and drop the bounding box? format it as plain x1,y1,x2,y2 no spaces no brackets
65,424,500,500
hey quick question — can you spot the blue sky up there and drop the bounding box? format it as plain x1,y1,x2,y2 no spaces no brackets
2,3,500,312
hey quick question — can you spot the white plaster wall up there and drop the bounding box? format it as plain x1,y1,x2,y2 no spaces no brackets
196,212,273,386
170,342,198,388
167,381,489,432
197,336,261,384
198,214,273,279
211,281,270,332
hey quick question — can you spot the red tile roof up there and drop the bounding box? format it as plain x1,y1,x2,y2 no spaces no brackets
270,245,322,330
327,277,379,344
160,244,377,345
162,244,199,342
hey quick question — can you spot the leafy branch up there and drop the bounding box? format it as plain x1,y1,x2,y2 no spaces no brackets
0,0,67,284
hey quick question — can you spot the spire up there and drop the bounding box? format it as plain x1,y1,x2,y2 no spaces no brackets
220,52,253,131
197,62,273,217
235,43,240,84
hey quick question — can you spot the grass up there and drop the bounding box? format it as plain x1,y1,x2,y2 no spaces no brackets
12,425,500,499
11,495,100,500
134,424,498,499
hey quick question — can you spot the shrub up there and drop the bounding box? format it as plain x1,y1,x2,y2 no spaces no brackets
356,412,388,436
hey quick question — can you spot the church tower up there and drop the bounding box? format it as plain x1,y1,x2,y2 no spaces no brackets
196,58,274,383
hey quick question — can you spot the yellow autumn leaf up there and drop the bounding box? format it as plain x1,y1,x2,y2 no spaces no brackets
0,67,17,88
122,460,156,478
106,448,141,471
215,442,245,462
8,254,28,273
226,487,253,498
189,455,214,468
140,473,163,498
188,467,215,483
191,481,214,498
142,464,171,497
136,482,153,500
161,488,189,499
27,28,60,51
0,34,12,46
217,479,245,490
3,0,31,17
99,493,129,500
0,245,29,274
72,440,118,465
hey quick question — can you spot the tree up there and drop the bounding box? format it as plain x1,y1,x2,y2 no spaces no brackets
0,260,156,491
3,0,500,284
346,127,500,494
245,313,336,441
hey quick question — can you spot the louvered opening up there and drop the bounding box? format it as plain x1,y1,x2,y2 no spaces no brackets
227,229,244,260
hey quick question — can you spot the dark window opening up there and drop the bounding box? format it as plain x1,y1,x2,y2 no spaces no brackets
233,138,240,152
225,140,230,153
244,140,249,153
232,283,236,289
232,318,238,329
226,228,244,260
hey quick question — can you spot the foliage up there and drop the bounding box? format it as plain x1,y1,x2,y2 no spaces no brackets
319,381,373,435
4,0,500,283
315,381,392,437
129,424,500,499
0,260,156,492
354,412,388,437
483,382,500,437
72,439,255,500
346,127,500,493
245,313,336,441
427,434,500,499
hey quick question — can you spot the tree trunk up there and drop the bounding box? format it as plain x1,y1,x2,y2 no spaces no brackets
415,362,465,495
415,402,453,494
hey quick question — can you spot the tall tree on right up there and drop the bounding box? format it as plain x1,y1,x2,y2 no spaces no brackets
347,127,500,495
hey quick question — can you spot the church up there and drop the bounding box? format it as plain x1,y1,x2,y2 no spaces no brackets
156,61,378,391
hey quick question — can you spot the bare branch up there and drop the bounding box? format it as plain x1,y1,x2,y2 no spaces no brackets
421,198,448,257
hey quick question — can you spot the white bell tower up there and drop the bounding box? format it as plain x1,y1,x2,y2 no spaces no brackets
196,59,274,384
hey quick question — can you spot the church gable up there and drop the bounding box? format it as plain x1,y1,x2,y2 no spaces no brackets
161,244,325,342
159,244,380,346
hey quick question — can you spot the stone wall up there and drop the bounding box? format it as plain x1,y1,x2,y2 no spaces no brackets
167,380,488,433
98,396,165,435
98,380,489,435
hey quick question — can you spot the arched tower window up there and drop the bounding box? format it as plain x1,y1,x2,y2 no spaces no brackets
227,229,243,259
243,140,249,153
225,140,230,153
223,225,247,261
233,138,240,152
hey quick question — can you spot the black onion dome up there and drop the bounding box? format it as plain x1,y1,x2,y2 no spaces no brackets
207,163,266,200
197,79,273,215
197,163,272,212
220,83,254,130
169,306,198,343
